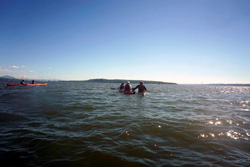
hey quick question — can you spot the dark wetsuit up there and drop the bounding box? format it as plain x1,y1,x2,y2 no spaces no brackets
133,84,147,92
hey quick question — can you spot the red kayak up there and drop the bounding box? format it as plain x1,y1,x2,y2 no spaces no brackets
124,90,135,94
119,89,124,93
7,83,47,86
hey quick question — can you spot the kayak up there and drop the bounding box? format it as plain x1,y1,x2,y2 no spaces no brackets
7,83,47,86
124,91,135,94
119,89,124,93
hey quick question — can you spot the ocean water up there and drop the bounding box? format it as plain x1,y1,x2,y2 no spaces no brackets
0,81,250,167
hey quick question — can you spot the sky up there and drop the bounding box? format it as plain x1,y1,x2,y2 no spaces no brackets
0,0,250,84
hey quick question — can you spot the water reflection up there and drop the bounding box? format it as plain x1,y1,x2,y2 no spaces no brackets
1,83,250,166
200,117,249,141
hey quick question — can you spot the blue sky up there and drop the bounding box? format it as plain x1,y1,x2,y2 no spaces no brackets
0,0,250,84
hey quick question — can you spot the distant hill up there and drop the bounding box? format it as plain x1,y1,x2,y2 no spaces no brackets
0,75,17,79
85,78,177,85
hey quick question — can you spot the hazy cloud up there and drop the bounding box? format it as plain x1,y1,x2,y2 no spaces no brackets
10,65,19,68
0,69,14,73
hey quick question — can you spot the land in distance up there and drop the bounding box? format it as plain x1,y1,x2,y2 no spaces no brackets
85,79,177,85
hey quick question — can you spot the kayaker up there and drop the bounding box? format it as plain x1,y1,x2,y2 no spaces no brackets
124,81,132,93
133,81,147,93
118,82,125,90
32,80,35,84
20,80,25,85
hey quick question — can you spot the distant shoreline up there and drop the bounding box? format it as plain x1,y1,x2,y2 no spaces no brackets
84,79,177,85
0,76,176,85
208,84,250,87
1,76,250,86
180,84,250,86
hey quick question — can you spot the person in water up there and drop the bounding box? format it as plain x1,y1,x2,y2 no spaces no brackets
20,80,25,84
124,81,133,93
32,80,35,84
133,81,147,93
119,82,125,90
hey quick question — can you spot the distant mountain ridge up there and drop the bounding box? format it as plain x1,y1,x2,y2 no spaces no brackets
85,78,177,85
0,75,17,79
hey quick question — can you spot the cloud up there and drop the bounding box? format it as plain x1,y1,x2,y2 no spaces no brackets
0,69,14,73
9,65,28,69
48,67,53,70
0,65,36,77
10,65,19,68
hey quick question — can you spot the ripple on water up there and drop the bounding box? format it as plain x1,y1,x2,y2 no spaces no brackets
1,83,250,166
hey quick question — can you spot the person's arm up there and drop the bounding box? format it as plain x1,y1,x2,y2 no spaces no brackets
132,85,139,91
144,86,147,91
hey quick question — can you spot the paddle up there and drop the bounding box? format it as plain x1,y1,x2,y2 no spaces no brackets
110,88,119,90
132,88,135,93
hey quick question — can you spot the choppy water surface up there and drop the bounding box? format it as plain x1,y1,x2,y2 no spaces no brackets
0,81,250,166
